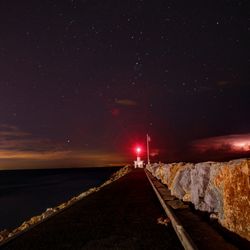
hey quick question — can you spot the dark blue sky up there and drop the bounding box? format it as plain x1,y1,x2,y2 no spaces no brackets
0,0,249,169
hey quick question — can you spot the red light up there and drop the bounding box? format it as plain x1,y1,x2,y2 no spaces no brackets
136,147,141,153
134,146,142,156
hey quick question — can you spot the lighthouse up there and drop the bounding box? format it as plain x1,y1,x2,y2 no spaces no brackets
134,147,144,168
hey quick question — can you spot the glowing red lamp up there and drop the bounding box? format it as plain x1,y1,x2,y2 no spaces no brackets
136,147,141,154
135,146,142,157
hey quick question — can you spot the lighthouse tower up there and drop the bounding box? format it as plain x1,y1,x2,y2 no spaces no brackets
134,147,144,168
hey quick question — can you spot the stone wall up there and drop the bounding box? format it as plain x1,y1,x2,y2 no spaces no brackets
146,159,250,241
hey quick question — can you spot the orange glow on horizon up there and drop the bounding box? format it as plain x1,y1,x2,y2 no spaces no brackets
0,149,127,170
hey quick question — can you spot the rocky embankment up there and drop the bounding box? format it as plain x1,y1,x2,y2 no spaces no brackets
146,158,250,241
0,166,131,244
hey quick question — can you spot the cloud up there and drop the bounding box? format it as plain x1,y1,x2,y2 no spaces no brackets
216,80,250,88
0,124,30,137
0,124,65,160
150,148,160,157
0,149,70,160
0,124,127,169
0,124,51,151
217,80,230,86
0,148,126,169
115,99,137,106
191,133,250,153
0,148,124,163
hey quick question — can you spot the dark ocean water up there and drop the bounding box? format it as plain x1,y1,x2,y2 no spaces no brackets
0,167,119,231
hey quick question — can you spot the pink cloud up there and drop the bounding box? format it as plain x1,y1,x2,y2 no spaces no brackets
191,134,250,153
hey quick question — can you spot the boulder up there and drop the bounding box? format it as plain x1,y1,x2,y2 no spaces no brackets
213,159,250,241
171,163,194,200
147,158,250,241
0,230,9,242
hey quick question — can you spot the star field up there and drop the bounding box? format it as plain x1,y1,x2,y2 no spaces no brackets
0,0,249,168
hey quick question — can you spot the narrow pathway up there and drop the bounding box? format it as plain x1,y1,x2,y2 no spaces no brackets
2,169,183,250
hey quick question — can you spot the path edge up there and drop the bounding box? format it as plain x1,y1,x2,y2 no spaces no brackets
145,169,198,250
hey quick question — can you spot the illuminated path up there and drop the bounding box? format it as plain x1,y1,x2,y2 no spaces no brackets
2,169,182,250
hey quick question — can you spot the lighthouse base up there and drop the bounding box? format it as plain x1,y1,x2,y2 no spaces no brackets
134,157,144,168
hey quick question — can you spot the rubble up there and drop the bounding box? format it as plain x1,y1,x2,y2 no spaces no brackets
157,217,170,226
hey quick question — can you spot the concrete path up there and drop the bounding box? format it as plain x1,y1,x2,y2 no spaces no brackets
1,169,183,250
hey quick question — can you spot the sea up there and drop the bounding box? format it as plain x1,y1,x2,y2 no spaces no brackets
0,167,119,231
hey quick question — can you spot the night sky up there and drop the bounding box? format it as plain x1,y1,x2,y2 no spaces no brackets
0,0,250,169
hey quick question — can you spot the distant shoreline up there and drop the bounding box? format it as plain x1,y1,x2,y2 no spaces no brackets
0,165,125,171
